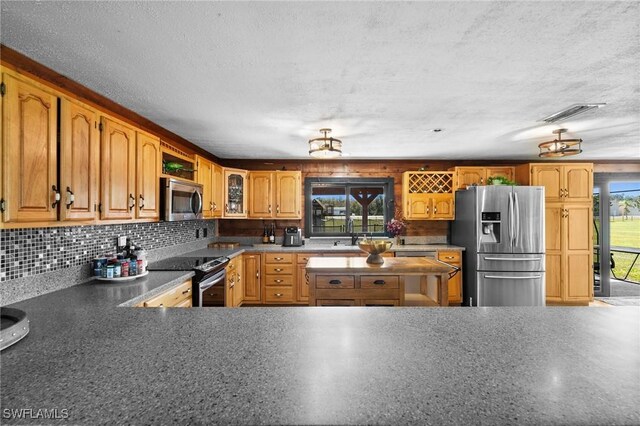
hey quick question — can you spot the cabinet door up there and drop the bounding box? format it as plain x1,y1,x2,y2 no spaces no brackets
100,117,136,220
430,194,454,220
3,73,58,222
405,193,431,219
196,156,213,218
211,163,223,218
485,167,514,182
530,165,562,201
544,204,563,302
248,171,273,218
564,164,593,203
224,168,247,217
296,263,310,303
242,253,262,302
234,258,244,307
456,167,485,189
275,171,301,218
136,132,160,219
564,205,592,301
59,98,99,221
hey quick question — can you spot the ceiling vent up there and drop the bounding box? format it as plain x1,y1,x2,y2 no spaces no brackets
539,103,606,123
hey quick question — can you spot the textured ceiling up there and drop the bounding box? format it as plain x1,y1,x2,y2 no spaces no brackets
1,1,638,160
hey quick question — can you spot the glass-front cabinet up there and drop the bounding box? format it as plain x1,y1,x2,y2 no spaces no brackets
224,168,247,217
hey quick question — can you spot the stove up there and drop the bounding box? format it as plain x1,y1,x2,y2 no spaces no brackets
148,256,231,307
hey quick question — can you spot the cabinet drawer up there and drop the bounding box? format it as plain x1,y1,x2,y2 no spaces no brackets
316,275,355,289
297,253,320,264
316,299,357,306
143,279,192,307
438,251,461,263
174,297,192,308
265,264,294,275
361,275,399,289
265,286,293,302
265,253,294,264
265,274,294,286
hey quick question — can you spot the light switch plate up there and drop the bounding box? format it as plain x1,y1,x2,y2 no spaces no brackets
118,236,127,247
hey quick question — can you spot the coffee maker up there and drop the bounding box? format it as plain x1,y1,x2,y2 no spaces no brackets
282,227,303,247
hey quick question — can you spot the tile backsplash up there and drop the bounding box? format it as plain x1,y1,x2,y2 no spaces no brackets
0,220,216,282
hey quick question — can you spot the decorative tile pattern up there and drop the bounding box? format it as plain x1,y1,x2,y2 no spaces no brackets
0,220,216,282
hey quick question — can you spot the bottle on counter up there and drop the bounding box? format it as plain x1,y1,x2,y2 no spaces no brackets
121,260,129,277
269,224,275,244
262,226,269,244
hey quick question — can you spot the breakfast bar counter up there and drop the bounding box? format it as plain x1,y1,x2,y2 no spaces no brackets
306,257,452,307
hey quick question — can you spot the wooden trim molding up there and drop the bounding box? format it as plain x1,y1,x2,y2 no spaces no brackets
0,44,219,163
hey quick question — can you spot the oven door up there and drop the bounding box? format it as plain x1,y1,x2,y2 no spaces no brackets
162,178,203,221
197,269,226,307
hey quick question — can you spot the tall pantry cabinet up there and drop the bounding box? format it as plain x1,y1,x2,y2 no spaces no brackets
518,163,594,305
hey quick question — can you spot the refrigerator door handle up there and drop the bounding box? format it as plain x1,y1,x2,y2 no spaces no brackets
484,274,543,280
508,192,514,247
513,191,520,247
483,257,543,261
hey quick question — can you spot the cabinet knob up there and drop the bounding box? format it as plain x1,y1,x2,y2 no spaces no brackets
51,185,60,208
276,205,280,214
129,194,135,211
274,268,283,272
268,204,272,213
212,202,217,211
329,279,342,285
275,279,283,283
274,257,284,261
373,280,386,285
275,293,283,297
139,194,145,209
65,187,75,208
182,289,190,295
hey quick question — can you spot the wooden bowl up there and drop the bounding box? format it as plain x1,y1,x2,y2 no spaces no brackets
357,240,393,264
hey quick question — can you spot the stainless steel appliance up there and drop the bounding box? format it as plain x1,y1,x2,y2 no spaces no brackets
160,177,203,221
147,256,230,307
282,227,303,247
451,186,545,306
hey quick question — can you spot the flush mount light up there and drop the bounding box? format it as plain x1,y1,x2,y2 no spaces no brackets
431,128,444,133
308,128,342,159
538,129,582,158
539,103,606,123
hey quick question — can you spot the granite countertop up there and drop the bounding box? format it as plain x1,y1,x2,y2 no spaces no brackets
203,244,465,253
1,276,639,424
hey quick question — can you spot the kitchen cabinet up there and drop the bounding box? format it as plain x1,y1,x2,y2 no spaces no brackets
196,156,224,218
224,168,247,217
59,97,99,222
437,250,462,304
452,166,515,190
225,256,241,307
545,203,593,304
264,252,295,303
99,116,136,220
136,132,161,219
248,171,302,219
140,279,192,307
528,163,593,203
295,252,321,303
2,72,58,223
402,171,454,220
242,253,262,302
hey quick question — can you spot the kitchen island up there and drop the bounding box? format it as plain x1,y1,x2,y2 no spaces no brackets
1,274,639,425
306,256,452,306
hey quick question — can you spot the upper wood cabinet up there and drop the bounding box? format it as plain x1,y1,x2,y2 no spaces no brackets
136,132,161,219
402,171,454,220
529,163,593,203
196,156,224,218
2,72,58,223
100,116,136,220
211,163,223,218
59,98,99,221
248,171,302,219
452,166,515,190
224,168,248,218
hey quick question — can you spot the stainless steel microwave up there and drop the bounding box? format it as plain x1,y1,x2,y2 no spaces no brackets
160,178,203,221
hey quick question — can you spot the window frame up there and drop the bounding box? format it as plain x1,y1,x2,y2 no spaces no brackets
304,177,395,238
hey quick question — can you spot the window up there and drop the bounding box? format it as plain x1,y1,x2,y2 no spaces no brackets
304,177,394,237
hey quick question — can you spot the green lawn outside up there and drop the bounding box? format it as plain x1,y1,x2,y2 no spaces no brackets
601,217,640,283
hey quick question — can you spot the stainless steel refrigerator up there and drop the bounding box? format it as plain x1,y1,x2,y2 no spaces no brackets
451,186,545,306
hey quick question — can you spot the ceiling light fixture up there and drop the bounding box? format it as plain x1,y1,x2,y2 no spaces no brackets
539,103,606,123
538,129,582,158
308,128,342,159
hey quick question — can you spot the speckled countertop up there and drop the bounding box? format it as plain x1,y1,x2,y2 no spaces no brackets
1,270,639,425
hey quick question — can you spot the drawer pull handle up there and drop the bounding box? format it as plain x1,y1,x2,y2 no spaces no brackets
373,280,386,285
329,279,342,285
444,256,455,259
274,268,283,272
275,279,283,283
182,289,190,295
275,293,283,297
274,257,284,260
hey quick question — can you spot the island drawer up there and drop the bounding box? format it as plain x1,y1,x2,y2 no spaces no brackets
265,286,293,302
143,279,192,307
265,264,294,275
265,275,294,286
438,251,461,263
316,299,357,306
360,275,400,289
265,253,294,264
297,253,321,264
315,275,355,289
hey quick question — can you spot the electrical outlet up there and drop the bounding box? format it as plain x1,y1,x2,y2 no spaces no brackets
196,229,200,238
203,228,208,238
118,236,127,247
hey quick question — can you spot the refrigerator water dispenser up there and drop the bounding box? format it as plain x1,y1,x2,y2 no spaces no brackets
480,212,500,243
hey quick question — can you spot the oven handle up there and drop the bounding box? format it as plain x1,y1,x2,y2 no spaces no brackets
199,269,226,291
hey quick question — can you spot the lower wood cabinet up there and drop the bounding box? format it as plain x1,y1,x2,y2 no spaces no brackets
263,252,295,304
295,252,319,303
225,256,242,307
242,253,262,303
437,250,462,304
139,278,192,307
309,273,403,306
